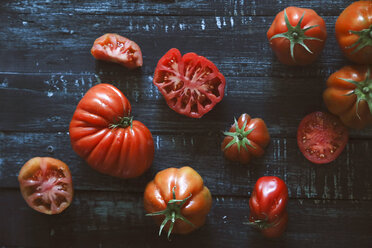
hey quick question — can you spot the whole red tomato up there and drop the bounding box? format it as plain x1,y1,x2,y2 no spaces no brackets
323,65,372,129
267,6,327,65
249,176,288,238
221,113,270,164
335,1,372,64
91,33,143,69
18,157,74,215
144,166,212,239
153,48,226,118
69,84,154,178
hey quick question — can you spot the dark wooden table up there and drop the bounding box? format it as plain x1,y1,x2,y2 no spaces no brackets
1,0,371,247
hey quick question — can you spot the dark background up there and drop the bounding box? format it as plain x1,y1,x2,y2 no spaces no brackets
1,0,371,247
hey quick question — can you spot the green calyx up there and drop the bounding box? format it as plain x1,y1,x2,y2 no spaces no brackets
223,118,256,152
146,186,195,240
348,24,372,54
246,219,276,230
270,9,322,62
340,68,372,118
109,116,133,129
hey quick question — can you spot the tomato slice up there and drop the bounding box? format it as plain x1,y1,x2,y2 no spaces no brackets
18,157,74,215
297,112,349,164
91,33,143,69
153,48,226,118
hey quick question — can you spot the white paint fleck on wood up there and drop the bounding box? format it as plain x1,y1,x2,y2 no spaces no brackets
215,16,221,29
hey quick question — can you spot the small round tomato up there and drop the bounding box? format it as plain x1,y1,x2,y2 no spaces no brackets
249,176,288,238
267,6,327,65
297,112,349,164
221,113,270,164
18,157,73,215
144,166,212,239
69,84,154,179
335,1,372,64
324,65,372,129
91,33,143,69
153,48,226,118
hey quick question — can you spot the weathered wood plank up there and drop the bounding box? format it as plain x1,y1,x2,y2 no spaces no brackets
1,189,371,248
1,74,371,137
2,0,354,17
0,15,347,77
1,132,371,200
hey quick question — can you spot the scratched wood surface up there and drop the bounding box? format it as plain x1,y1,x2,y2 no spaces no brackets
1,0,371,247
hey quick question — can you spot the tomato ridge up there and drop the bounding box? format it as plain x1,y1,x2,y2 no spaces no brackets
146,186,195,240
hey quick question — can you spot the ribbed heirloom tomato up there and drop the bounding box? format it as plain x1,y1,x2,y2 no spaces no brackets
91,33,143,69
221,113,270,164
69,84,154,178
335,1,372,64
18,157,74,215
267,6,327,65
144,167,212,239
249,176,288,238
153,48,226,118
323,65,372,129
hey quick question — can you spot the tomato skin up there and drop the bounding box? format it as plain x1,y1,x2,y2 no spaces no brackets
221,113,270,164
323,65,372,129
153,48,226,118
144,166,212,235
267,6,327,65
91,33,143,69
18,157,74,215
335,1,372,64
249,176,288,238
69,84,154,178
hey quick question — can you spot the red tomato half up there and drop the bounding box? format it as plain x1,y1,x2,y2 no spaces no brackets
297,112,349,164
153,48,226,118
91,33,143,69
18,157,74,215
267,6,327,65
249,176,288,238
69,84,154,178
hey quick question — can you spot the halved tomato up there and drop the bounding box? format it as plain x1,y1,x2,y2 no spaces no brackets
153,48,226,118
297,112,349,164
91,33,143,69
18,157,74,215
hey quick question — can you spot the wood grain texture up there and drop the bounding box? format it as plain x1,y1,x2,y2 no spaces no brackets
1,189,371,248
0,0,371,247
1,74,372,137
2,0,354,17
1,132,371,200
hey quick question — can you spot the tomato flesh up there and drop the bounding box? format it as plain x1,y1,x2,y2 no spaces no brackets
153,48,225,118
18,157,74,215
91,33,143,69
297,112,349,164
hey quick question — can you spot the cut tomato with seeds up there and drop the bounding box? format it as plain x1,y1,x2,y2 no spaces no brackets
18,157,74,215
91,33,143,69
297,112,349,164
153,48,226,118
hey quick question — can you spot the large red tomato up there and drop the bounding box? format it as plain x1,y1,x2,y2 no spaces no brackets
335,1,372,64
153,48,226,118
91,33,143,69
249,176,288,238
267,6,327,65
221,113,270,164
18,157,74,215
144,166,212,239
69,84,154,178
323,65,372,129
